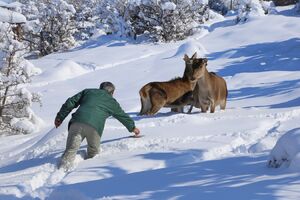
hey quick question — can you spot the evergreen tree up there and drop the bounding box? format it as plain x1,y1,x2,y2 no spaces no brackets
97,0,133,37
236,0,266,23
208,0,228,15
20,0,76,56
127,0,209,42
68,0,100,40
0,22,42,135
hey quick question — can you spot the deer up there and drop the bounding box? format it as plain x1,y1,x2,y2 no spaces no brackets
170,52,228,113
139,54,206,116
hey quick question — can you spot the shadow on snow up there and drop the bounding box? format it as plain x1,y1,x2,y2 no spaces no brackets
210,38,300,77
229,79,300,108
209,38,300,108
48,153,299,200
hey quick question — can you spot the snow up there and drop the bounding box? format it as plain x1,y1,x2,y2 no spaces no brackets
22,60,42,77
172,40,208,58
1,5,300,200
0,0,14,7
268,128,300,170
34,59,90,85
162,2,176,10
0,7,26,24
10,116,37,135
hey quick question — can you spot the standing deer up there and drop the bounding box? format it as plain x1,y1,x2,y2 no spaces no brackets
139,54,206,115
170,52,228,113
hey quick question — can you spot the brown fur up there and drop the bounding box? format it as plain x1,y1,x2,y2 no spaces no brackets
190,69,228,113
169,53,228,113
139,54,205,115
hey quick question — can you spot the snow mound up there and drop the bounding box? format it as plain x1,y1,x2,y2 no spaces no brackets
22,60,42,77
290,152,300,171
249,137,276,153
10,115,42,135
0,7,26,24
268,128,300,170
162,2,176,10
208,9,225,22
173,40,208,58
41,60,89,82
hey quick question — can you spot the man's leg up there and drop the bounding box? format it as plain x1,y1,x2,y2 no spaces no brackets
83,124,101,159
58,123,83,170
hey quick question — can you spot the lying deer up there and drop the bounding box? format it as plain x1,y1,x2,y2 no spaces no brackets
139,54,206,115
170,52,228,113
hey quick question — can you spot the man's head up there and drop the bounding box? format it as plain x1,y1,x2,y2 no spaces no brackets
100,82,115,95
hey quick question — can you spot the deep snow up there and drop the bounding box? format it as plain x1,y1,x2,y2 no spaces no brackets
0,5,300,200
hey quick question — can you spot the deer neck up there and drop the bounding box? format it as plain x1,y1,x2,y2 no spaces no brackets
198,68,209,84
182,77,197,91
190,80,197,90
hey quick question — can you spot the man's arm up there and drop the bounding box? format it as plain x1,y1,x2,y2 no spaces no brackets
110,99,140,136
55,90,84,127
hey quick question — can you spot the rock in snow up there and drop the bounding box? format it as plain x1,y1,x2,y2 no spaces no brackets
268,128,300,170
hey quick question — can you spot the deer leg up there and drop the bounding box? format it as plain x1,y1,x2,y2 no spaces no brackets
187,105,193,114
210,100,215,113
149,102,165,115
200,104,208,113
199,100,209,113
220,99,227,110
149,95,166,115
178,107,184,113
172,91,193,113
139,98,145,115
171,107,178,113
139,97,151,115
148,88,167,115
172,107,184,113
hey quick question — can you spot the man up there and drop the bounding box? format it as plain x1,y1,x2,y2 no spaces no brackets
55,82,140,171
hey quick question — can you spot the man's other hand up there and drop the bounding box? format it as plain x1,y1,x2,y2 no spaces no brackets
132,127,140,137
55,118,62,128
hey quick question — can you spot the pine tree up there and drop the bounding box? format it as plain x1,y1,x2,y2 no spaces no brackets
68,0,100,40
97,0,133,37
127,0,209,42
0,22,42,135
236,0,266,23
20,0,76,56
209,0,228,15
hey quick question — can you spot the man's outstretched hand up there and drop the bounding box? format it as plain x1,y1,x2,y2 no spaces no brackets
54,118,62,128
132,127,141,138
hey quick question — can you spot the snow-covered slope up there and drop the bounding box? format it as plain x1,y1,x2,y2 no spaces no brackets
0,6,300,200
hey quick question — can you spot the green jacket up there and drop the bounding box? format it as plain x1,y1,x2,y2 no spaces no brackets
56,88,135,136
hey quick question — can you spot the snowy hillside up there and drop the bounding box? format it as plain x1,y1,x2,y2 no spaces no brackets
0,5,300,200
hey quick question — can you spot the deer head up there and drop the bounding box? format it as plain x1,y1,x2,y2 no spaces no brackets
183,52,208,82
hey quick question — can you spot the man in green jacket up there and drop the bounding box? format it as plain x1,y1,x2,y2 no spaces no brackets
55,82,140,171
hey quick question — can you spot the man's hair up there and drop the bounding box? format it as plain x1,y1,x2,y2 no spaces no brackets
99,82,115,95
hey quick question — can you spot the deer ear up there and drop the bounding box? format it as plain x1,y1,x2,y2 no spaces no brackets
191,52,197,59
183,54,189,61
